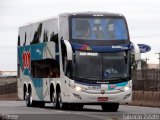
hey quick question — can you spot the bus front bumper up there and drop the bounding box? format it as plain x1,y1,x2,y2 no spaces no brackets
67,89,132,104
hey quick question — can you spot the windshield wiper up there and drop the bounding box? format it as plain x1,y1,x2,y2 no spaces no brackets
104,76,129,80
79,76,100,80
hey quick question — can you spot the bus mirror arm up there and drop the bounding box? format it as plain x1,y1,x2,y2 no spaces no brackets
131,41,141,70
63,40,73,60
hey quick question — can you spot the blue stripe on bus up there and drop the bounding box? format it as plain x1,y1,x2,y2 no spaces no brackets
108,81,128,90
75,80,128,87
32,78,43,101
18,43,46,101
75,80,128,91
71,43,130,52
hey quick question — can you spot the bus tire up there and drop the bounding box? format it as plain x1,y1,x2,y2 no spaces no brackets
51,92,57,109
101,103,119,112
56,92,67,110
111,103,119,112
26,92,32,107
76,104,84,110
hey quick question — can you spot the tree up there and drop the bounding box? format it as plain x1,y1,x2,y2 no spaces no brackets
131,54,148,70
131,54,137,71
141,59,148,70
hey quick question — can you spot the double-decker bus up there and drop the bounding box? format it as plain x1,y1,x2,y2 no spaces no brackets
18,12,139,111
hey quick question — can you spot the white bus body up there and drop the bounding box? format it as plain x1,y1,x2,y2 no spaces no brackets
18,12,135,111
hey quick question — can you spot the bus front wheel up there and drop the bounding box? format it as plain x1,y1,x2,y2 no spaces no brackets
101,103,119,112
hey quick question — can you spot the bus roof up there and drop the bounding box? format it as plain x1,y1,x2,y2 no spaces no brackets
19,11,125,28
19,16,58,28
60,11,124,18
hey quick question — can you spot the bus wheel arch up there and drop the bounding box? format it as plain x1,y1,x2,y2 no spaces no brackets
28,83,32,94
26,83,33,107
56,83,61,94
55,83,67,109
55,83,62,109
23,84,27,100
50,83,55,102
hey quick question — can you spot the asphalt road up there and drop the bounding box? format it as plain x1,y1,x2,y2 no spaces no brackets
0,101,160,120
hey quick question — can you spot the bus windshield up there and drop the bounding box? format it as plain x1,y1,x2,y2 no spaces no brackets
71,17,128,40
72,51,130,82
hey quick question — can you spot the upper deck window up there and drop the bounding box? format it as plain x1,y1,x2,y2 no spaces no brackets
71,18,128,41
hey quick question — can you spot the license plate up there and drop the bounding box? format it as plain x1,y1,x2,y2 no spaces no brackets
97,97,108,102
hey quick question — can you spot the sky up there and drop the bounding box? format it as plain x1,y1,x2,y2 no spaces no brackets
0,0,160,71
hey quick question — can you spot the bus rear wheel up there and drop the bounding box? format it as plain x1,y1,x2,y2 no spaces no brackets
51,92,57,109
56,92,68,110
101,103,119,112
26,92,32,107
26,92,40,107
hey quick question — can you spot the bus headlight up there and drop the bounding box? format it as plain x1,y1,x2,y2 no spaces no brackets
74,86,87,92
124,86,130,91
75,86,82,91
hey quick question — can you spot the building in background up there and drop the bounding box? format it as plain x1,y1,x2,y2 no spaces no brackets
148,64,159,69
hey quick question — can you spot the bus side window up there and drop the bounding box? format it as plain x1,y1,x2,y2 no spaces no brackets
48,67,60,78
31,59,60,78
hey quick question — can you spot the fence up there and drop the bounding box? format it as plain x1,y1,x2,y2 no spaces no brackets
0,69,160,94
132,69,160,91
0,76,17,85
131,91,160,107
0,82,17,95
